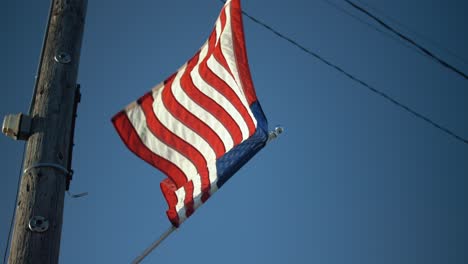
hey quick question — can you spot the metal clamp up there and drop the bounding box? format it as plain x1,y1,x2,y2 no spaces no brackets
24,163,73,177
268,126,284,143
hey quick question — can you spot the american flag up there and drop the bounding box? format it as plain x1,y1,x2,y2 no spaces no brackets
112,0,268,227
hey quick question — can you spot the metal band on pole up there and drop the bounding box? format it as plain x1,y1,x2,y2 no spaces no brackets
23,163,73,176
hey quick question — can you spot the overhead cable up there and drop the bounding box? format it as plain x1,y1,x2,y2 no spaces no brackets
218,0,468,145
318,0,429,59
354,0,468,65
344,0,468,80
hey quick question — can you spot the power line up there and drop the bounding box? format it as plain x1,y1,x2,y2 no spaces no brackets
318,0,429,59
354,0,468,65
320,0,467,72
218,0,468,145
344,0,468,80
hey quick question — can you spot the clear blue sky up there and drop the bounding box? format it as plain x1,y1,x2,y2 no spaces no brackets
1,0,467,263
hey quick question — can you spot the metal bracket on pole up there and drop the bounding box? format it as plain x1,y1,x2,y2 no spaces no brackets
2,113,32,140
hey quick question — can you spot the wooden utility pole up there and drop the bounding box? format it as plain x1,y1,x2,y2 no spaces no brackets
6,0,87,263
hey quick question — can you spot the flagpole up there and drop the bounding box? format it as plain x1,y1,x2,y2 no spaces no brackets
132,226,177,264
130,127,282,263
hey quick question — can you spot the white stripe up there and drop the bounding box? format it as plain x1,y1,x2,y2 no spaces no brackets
191,62,251,140
154,78,222,216
125,105,203,208
171,64,235,151
214,5,258,130
219,5,245,99
207,165,219,196
206,56,257,132
174,176,218,223
205,53,246,107
199,41,209,64
175,187,186,221
152,85,218,185
215,15,222,46
189,31,251,141
206,55,241,101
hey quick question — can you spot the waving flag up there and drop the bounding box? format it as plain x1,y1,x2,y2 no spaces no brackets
112,0,268,227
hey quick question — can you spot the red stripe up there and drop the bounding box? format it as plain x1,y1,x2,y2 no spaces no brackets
202,190,210,203
198,60,256,137
139,92,211,194
111,111,187,186
162,181,212,227
161,179,201,227
112,109,199,223
229,0,258,105
209,4,256,136
215,4,231,75
210,49,256,136
181,44,243,145
162,64,226,158
212,2,238,86
220,3,227,34
213,43,233,78
183,181,195,218
160,178,180,227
